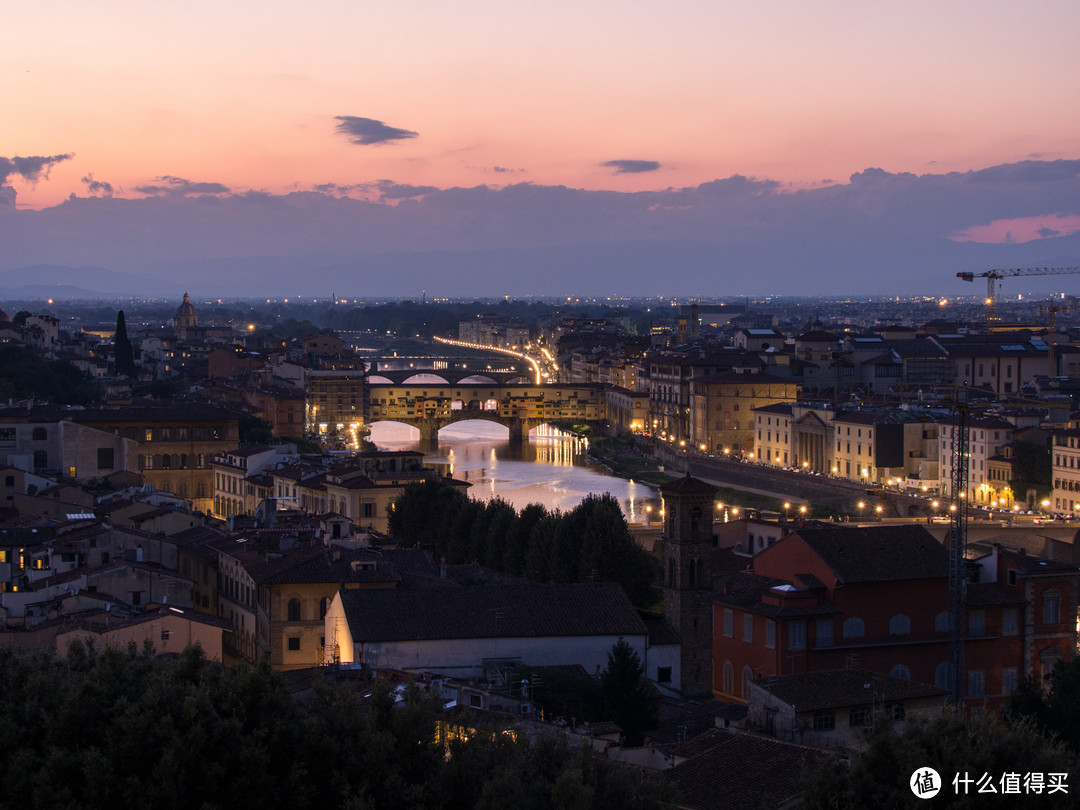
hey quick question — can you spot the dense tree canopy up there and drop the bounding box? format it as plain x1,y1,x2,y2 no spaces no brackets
0,642,666,810
803,708,1078,809
0,345,100,404
388,479,660,608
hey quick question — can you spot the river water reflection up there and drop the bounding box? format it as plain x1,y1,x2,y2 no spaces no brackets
368,421,661,522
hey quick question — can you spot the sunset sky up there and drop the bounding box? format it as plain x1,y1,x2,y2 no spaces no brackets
2,1,1079,296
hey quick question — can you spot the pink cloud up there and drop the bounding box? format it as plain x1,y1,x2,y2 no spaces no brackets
950,212,1080,244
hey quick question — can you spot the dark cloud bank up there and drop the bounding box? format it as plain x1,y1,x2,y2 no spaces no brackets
334,116,419,145
0,159,1078,298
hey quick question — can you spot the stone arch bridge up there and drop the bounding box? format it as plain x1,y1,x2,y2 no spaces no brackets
365,382,604,446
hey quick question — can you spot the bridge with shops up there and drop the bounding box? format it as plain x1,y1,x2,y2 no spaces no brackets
365,381,604,445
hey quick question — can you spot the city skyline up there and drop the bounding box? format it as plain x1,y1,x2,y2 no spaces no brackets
2,1,1078,297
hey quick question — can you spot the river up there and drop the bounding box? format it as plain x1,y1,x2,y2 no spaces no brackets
367,421,661,522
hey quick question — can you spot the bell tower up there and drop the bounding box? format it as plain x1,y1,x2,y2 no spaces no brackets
660,474,716,698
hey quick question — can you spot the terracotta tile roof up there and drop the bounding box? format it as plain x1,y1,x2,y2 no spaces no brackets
755,669,948,713
258,548,402,586
967,582,1026,606
787,525,948,583
664,733,831,810
997,547,1080,576
340,581,646,642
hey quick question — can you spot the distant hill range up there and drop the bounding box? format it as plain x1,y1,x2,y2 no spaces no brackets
0,265,187,301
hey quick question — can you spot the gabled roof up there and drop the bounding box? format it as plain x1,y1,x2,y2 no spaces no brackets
785,525,947,584
340,581,646,642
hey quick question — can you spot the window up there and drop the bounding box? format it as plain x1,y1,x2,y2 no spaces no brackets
33,450,47,470
765,620,775,649
319,597,331,620
741,666,753,698
890,703,906,721
287,637,300,651
968,610,986,637
31,427,46,441
722,661,734,694
1043,590,1061,625
968,669,985,698
935,662,951,689
789,620,806,650
161,629,172,641
1002,607,1019,636
935,611,951,632
723,609,733,637
743,614,753,642
849,707,870,727
812,711,835,731
657,666,672,684
816,619,833,647
1002,667,1018,696
287,598,301,621
889,614,910,635
843,617,864,639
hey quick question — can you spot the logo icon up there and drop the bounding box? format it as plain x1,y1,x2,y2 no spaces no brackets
911,768,941,799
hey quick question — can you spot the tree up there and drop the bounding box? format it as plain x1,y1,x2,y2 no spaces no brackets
600,638,658,745
114,309,136,377
1009,657,1080,752
802,708,1078,809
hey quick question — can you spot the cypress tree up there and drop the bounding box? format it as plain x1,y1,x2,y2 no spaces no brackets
114,309,136,377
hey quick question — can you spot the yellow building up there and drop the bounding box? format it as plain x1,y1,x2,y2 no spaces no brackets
71,405,241,513
690,373,801,455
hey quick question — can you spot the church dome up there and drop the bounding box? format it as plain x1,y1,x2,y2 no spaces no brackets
173,292,198,330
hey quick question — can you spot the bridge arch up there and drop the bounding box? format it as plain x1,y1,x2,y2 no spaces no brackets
457,374,498,384
400,372,452,385
367,374,394,384
367,421,421,443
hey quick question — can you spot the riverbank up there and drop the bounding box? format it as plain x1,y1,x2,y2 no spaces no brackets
585,433,798,515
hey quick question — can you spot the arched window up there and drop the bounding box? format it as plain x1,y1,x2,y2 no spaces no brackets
889,614,911,635
31,427,46,441
935,661,951,689
690,506,701,533
890,664,911,681
722,661,734,694
742,666,754,698
842,617,865,639
935,611,951,633
287,598,301,621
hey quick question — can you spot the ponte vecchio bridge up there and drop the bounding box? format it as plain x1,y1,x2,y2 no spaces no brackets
365,378,604,445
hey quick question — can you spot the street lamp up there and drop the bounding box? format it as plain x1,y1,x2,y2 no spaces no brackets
799,505,808,516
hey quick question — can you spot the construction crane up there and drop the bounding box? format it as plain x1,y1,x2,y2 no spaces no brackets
956,267,1080,322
